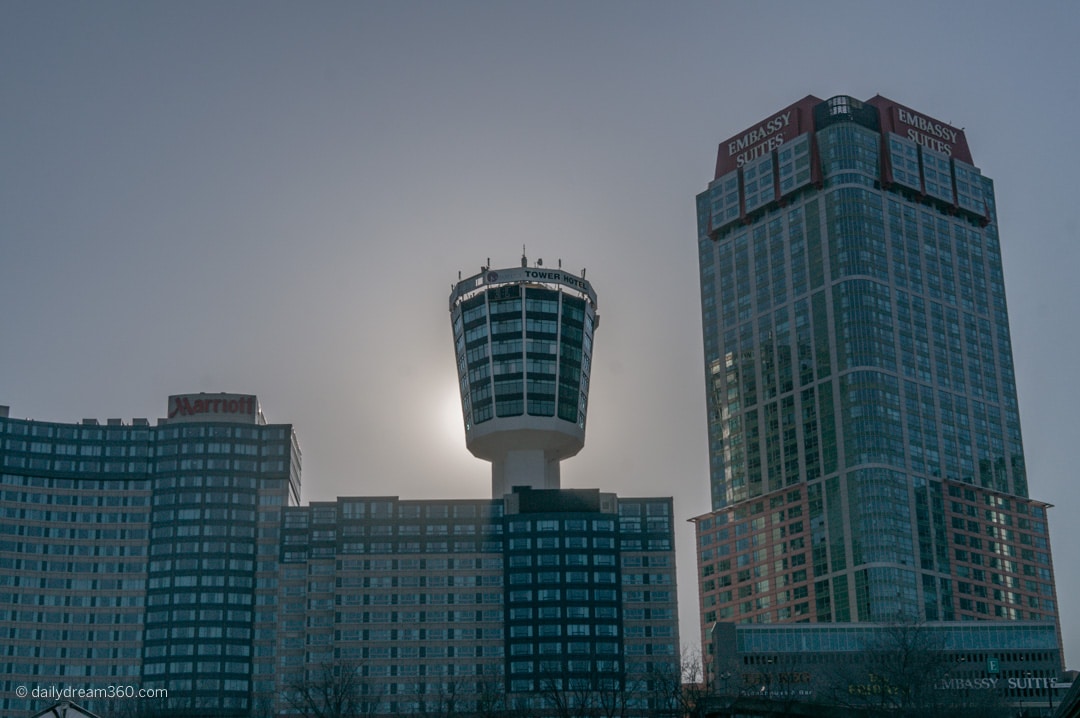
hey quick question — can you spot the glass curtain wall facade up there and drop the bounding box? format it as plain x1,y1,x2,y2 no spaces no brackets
450,264,598,497
453,273,596,431
275,490,679,716
707,620,1065,714
693,95,1059,663
142,418,299,715
275,497,508,716
0,403,678,717
0,420,151,704
0,399,301,718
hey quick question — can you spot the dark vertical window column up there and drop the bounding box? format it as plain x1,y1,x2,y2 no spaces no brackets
524,288,559,417
490,287,525,418
556,296,586,423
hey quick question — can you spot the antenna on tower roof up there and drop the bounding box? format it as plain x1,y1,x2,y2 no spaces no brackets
521,245,527,268
558,258,562,269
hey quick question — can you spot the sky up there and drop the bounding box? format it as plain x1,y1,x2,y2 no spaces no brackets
2,0,1079,668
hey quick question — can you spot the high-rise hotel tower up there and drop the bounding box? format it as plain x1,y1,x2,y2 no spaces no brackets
450,258,597,498
692,96,1060,654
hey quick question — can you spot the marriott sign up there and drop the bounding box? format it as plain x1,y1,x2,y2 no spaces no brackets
167,393,262,424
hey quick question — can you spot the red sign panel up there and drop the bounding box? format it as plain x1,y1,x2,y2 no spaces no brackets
867,95,973,163
714,95,823,178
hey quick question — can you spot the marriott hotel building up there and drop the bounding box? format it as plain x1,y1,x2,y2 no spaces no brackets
692,96,1061,670
0,259,680,718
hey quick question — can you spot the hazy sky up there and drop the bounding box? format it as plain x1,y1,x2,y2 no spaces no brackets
3,0,1079,667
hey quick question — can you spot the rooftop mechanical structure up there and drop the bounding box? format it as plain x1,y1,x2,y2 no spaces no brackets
450,256,597,498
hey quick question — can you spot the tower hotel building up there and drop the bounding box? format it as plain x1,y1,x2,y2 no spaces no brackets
692,96,1061,668
0,262,679,717
449,258,596,497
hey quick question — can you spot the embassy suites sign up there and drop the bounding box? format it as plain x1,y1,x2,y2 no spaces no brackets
726,112,792,167
870,95,974,164
712,95,976,181
936,676,1072,692
167,393,260,424
714,95,821,177
896,108,959,154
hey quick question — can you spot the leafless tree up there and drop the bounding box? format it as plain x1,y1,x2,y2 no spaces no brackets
591,676,636,718
823,617,1012,718
413,676,486,718
283,659,386,718
249,690,278,718
623,658,677,716
665,647,717,712
535,663,694,718
536,675,640,718
474,677,514,718
537,677,591,718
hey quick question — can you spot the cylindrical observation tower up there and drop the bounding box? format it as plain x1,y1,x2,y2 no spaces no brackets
450,258,598,498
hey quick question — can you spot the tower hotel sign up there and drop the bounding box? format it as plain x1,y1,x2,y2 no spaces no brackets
450,265,598,308
167,393,261,424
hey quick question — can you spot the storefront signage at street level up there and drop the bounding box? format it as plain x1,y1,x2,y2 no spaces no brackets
167,394,259,424
741,671,811,686
934,677,1073,691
